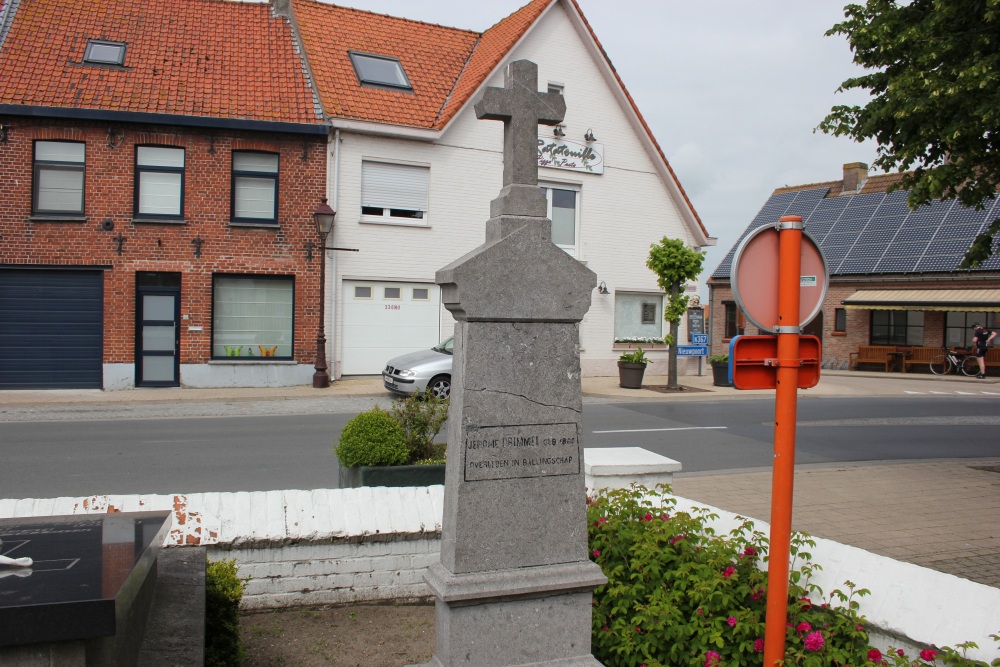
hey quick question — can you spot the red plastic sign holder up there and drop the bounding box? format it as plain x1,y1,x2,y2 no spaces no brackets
728,335,821,390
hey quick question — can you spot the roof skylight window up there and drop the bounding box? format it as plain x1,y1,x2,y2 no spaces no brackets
348,52,412,90
84,40,127,66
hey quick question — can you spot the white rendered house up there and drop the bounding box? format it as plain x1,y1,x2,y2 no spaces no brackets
289,0,714,378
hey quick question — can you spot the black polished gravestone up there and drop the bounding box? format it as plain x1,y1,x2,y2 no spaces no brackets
0,511,171,666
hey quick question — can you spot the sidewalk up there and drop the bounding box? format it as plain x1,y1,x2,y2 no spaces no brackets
2,370,998,591
0,367,993,407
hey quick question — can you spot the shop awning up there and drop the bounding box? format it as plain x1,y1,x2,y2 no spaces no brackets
843,288,1000,312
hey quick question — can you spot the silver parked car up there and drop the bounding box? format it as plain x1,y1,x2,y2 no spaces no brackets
382,337,453,398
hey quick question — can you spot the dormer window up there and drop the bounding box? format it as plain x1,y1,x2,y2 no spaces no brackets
84,40,126,66
348,52,411,90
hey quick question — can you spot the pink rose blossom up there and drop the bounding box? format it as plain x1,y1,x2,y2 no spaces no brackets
797,622,812,633
920,650,937,662
697,608,703,615
804,631,825,651
723,567,736,579
602,626,609,632
705,650,721,667
744,546,759,557
669,534,686,544
754,638,765,653
592,549,600,558
897,650,905,657
868,649,883,663
643,512,653,521
661,513,670,521
727,616,737,627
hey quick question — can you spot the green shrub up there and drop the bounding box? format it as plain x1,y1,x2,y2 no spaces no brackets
619,346,651,364
334,406,409,467
588,485,1000,667
390,390,449,462
205,557,248,667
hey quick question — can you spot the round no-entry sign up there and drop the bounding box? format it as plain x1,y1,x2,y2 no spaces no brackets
729,219,828,333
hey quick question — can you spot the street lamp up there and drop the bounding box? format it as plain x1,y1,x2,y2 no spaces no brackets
312,197,336,388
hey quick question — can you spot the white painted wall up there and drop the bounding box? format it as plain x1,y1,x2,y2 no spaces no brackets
326,2,705,378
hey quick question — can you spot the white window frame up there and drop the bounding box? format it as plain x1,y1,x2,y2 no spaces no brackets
33,140,86,216
231,151,279,224
541,182,580,256
614,292,666,343
360,160,429,226
135,146,185,220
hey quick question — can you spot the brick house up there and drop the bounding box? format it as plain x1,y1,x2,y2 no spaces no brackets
1,0,716,389
0,0,328,389
707,163,1000,369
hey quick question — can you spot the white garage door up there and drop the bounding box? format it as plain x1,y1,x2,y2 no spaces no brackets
341,281,442,375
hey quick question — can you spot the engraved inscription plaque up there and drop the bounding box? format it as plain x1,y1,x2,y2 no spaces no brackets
465,423,579,482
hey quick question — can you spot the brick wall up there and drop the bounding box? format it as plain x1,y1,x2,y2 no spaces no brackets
709,277,991,368
0,116,327,375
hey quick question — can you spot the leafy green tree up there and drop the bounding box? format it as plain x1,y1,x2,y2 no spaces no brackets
646,238,705,390
819,0,1000,267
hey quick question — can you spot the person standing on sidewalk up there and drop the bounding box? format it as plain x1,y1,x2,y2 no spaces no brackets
972,323,996,379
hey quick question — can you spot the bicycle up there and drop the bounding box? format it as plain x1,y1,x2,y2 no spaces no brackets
928,348,979,376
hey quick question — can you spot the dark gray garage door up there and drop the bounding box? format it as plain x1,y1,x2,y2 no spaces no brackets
0,268,104,388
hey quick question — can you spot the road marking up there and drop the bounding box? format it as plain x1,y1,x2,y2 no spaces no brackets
982,391,1000,396
592,426,728,434
929,391,951,394
955,391,978,395
904,391,925,395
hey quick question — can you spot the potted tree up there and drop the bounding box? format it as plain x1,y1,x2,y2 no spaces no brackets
334,391,448,487
709,353,730,387
618,347,651,389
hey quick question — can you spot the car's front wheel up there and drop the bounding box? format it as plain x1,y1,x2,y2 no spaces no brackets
427,375,451,399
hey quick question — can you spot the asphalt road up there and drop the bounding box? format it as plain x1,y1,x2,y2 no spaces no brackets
3,394,999,498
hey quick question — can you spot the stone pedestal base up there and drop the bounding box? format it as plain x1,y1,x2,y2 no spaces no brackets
412,561,606,667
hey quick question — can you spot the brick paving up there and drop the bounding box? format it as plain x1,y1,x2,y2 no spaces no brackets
671,458,1000,589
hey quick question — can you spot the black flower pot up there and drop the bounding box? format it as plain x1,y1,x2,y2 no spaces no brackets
338,463,446,488
711,362,730,387
617,361,647,389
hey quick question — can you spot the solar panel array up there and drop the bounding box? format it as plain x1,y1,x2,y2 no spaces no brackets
712,187,1000,280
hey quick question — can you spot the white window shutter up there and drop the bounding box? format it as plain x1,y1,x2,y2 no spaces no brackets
361,162,428,212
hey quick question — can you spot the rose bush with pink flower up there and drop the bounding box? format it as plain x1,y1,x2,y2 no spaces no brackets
587,484,999,667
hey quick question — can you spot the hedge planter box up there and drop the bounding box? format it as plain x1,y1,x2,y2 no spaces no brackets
711,362,730,387
338,463,446,488
617,361,647,389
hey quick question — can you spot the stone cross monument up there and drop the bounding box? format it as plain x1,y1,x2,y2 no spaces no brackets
418,59,606,667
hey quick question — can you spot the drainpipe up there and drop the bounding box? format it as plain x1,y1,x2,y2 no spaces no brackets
330,129,341,379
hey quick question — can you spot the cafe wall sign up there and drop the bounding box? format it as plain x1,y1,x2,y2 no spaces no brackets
537,137,604,174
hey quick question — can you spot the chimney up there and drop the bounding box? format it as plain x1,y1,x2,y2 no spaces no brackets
842,162,868,193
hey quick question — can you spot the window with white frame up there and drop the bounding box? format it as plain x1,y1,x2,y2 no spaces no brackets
614,292,664,343
212,275,294,359
232,151,278,224
135,146,185,219
33,141,86,215
541,185,579,255
361,161,428,223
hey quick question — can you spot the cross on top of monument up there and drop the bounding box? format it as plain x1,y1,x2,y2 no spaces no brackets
475,59,566,191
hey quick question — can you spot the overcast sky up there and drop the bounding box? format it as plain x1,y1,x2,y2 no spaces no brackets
333,1,878,292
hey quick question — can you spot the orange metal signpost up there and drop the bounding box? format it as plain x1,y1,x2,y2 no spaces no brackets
728,215,829,667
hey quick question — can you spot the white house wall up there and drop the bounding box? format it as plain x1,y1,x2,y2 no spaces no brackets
326,2,703,377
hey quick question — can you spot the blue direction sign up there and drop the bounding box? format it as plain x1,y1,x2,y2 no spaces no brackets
691,333,708,345
677,345,708,357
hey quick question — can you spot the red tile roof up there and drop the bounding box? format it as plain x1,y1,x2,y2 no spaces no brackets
773,172,907,197
0,0,322,125
436,0,551,128
292,0,480,128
